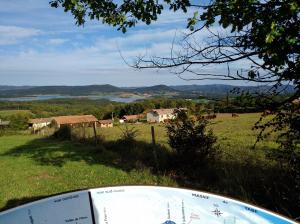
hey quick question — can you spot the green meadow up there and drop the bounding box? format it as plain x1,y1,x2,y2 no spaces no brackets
0,113,297,218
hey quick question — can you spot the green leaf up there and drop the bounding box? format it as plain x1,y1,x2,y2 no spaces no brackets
265,34,274,44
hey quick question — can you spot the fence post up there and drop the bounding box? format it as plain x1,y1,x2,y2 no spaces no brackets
82,123,86,139
151,126,156,145
151,126,160,183
93,122,97,145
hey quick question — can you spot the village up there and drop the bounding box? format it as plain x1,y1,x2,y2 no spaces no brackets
25,108,191,134
0,106,254,136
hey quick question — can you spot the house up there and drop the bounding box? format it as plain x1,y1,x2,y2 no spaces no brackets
98,119,113,128
28,118,52,130
52,115,98,129
147,108,187,123
121,114,144,123
0,119,10,129
147,109,175,123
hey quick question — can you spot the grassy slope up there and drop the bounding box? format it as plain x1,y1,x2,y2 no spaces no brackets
99,113,277,156
0,135,176,210
0,113,284,213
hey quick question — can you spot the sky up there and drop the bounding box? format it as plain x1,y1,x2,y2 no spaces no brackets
0,0,250,87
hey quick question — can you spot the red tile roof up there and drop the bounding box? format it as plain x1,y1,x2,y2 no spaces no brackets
150,108,187,115
122,114,144,120
151,109,175,115
52,115,98,125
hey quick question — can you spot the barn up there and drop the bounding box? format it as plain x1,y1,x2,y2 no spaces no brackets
52,115,98,128
121,114,144,123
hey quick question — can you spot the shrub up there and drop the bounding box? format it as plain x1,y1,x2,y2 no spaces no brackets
53,125,72,140
0,113,32,130
119,125,139,144
167,110,217,167
267,110,300,210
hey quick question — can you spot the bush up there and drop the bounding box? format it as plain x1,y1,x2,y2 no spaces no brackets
267,110,300,210
119,125,139,144
53,125,72,140
0,113,33,130
167,110,218,167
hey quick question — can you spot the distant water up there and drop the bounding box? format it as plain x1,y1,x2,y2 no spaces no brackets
0,95,146,103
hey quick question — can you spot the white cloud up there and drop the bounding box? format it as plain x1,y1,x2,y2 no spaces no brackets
48,38,69,45
94,28,182,50
0,26,243,82
0,25,42,45
90,28,185,61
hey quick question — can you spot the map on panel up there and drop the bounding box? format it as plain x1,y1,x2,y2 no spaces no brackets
89,186,295,224
0,186,297,224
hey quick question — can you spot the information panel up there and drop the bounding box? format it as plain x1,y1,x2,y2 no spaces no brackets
0,190,94,224
0,186,297,224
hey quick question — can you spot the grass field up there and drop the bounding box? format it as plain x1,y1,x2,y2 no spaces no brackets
0,113,297,218
0,135,176,210
0,110,33,117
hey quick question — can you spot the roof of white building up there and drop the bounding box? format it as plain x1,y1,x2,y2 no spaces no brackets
149,108,187,116
28,118,53,124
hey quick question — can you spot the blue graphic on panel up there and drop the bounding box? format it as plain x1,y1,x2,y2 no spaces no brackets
162,220,176,224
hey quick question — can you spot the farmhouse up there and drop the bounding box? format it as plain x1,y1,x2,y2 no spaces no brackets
147,109,175,123
98,119,113,128
121,114,144,123
52,115,98,128
28,118,52,130
147,108,187,123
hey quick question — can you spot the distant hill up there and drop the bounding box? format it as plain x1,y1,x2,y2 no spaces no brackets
133,85,179,93
0,86,32,91
171,84,296,96
0,84,295,99
0,85,125,97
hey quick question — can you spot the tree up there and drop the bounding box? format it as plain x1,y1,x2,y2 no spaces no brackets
51,0,299,143
134,1,299,89
50,0,298,94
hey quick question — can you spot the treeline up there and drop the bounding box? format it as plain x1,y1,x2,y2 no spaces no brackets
0,99,117,119
0,98,195,119
214,92,291,113
102,98,196,119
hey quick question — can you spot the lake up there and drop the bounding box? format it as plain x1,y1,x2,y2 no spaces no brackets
0,94,146,103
